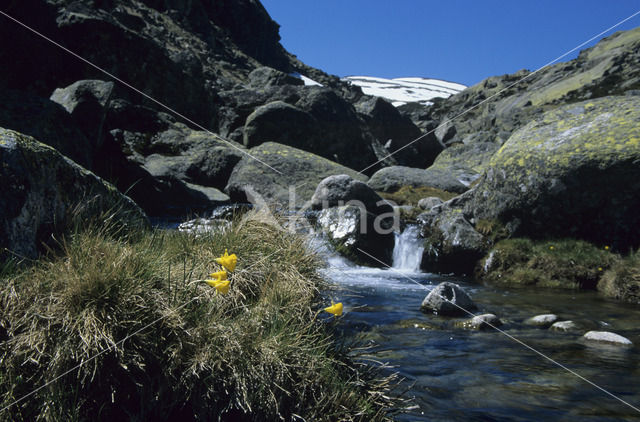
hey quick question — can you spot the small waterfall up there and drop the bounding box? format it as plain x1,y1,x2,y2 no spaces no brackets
392,225,424,271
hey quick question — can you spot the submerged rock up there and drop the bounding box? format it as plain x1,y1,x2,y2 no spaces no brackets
583,331,633,346
549,321,579,332
420,282,478,316
525,314,559,328
456,313,502,330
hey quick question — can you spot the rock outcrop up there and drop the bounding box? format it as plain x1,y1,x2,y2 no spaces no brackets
466,96,640,251
367,165,471,194
0,128,148,259
311,174,396,266
225,142,367,208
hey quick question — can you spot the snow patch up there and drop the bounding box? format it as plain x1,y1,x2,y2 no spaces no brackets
290,72,323,87
344,76,465,107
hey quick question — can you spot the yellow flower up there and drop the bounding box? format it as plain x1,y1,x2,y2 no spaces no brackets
215,249,237,272
549,245,555,250
209,270,227,282
604,246,610,251
598,267,603,272
324,301,343,317
213,279,230,294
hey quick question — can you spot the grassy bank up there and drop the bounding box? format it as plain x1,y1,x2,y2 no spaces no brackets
476,238,616,289
0,212,397,421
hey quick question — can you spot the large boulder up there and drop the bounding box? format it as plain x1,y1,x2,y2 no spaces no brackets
420,282,478,316
225,142,367,208
311,174,392,215
312,175,397,266
418,197,487,275
466,96,640,251
0,128,148,259
243,101,317,148
367,165,472,194
0,88,93,169
316,205,394,267
50,79,114,148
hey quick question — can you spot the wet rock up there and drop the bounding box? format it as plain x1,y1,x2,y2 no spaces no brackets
549,321,579,332
316,205,394,267
525,314,558,328
457,313,502,330
420,282,478,316
419,203,487,275
583,331,633,346
178,218,231,235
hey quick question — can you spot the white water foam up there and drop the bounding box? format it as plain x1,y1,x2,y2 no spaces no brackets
392,225,425,272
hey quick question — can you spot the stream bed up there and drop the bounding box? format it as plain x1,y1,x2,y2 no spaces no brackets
318,228,640,421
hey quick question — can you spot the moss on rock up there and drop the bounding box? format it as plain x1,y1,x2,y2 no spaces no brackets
467,95,640,251
477,238,616,289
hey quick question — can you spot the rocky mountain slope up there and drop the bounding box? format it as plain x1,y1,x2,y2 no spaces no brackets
0,0,438,219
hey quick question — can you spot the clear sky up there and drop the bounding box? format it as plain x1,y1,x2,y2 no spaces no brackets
261,1,640,87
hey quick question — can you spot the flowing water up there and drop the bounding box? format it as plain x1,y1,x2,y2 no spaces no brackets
317,226,640,421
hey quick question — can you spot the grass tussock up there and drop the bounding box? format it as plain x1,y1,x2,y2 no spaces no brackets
378,185,457,206
476,238,616,289
0,211,397,421
599,250,640,303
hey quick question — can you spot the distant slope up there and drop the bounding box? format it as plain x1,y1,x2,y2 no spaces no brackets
343,76,466,106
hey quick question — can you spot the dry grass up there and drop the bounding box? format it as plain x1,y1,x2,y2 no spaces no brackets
0,212,398,421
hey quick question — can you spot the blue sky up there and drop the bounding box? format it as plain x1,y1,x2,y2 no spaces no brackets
261,1,640,87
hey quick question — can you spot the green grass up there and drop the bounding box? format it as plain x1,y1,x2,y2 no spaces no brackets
476,238,616,289
599,250,640,303
0,212,398,421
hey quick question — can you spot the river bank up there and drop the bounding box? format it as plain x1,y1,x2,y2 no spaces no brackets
319,227,640,421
